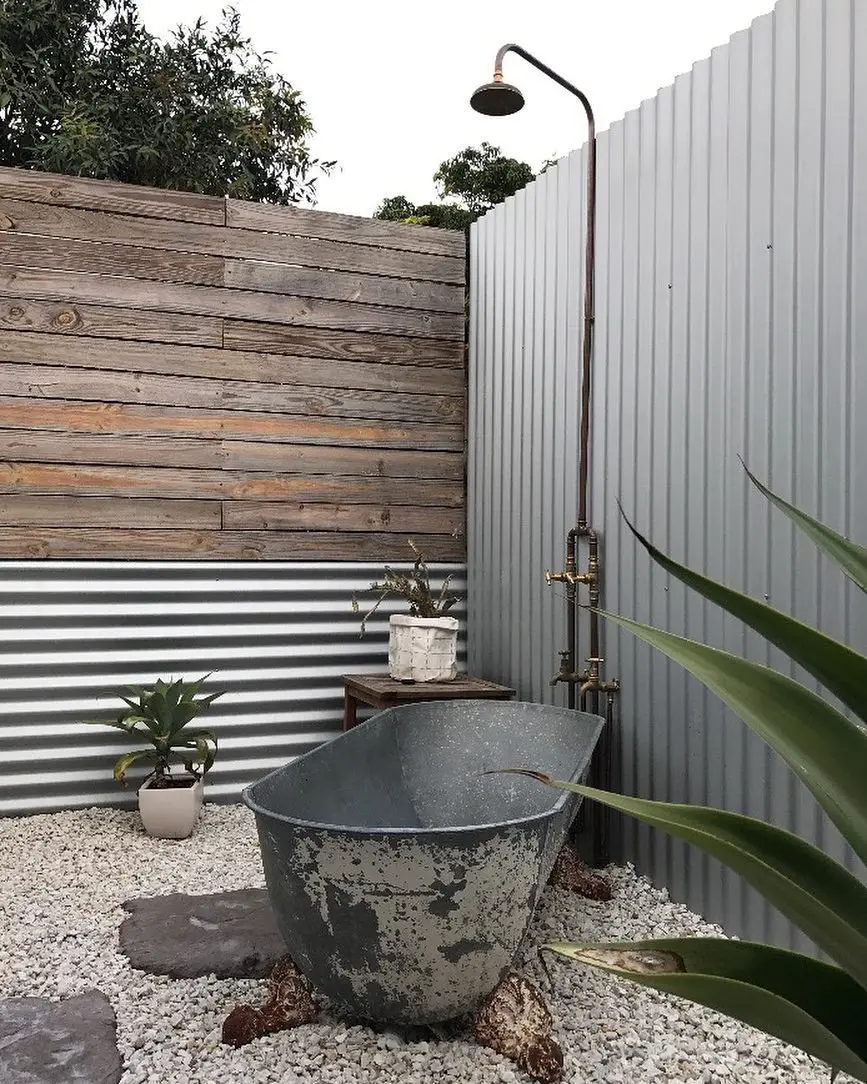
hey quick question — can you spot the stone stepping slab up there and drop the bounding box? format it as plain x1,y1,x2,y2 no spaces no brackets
119,887,285,979
0,990,122,1084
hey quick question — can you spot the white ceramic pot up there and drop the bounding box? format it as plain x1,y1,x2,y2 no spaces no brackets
138,775,204,839
388,614,459,682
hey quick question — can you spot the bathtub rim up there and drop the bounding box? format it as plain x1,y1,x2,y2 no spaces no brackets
242,699,605,838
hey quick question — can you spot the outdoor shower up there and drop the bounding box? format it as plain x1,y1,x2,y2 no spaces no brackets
471,44,619,863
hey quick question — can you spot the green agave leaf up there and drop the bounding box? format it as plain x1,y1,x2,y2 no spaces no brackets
180,673,214,703
195,690,225,709
175,728,218,746
167,702,200,738
620,508,867,725
81,716,152,739
546,938,867,1081
164,678,183,711
112,748,155,784
597,609,867,867
120,684,148,703
146,690,171,735
498,772,867,990
177,735,216,775
743,461,867,592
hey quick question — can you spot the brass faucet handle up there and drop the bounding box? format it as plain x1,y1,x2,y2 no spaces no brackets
545,569,572,585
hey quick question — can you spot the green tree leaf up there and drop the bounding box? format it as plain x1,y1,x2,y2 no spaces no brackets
374,144,534,230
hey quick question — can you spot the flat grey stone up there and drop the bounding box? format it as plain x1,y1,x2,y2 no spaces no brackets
0,990,122,1084
119,888,284,978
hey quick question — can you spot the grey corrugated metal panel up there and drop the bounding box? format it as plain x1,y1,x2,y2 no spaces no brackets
468,152,584,704
469,0,865,952
0,561,466,816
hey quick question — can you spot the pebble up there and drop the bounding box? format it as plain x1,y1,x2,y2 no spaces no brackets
0,804,852,1083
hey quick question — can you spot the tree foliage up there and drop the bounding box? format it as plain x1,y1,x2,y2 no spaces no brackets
433,143,534,215
374,142,534,231
0,0,332,203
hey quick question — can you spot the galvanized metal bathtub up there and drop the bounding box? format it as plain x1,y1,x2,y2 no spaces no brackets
243,699,604,1024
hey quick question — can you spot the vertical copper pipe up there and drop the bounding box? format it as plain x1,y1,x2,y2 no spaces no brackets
577,136,597,530
589,528,600,713
594,689,616,866
565,529,578,710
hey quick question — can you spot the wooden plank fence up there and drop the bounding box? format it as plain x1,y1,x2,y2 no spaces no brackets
0,168,467,560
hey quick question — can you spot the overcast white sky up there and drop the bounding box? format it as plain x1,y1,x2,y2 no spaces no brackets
136,0,776,217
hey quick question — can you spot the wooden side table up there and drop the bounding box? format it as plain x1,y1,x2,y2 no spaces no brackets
342,673,516,731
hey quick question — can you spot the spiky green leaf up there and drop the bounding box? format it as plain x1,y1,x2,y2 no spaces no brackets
496,772,867,990
546,938,867,1081
743,461,867,592
620,509,867,724
595,610,867,867
112,748,156,784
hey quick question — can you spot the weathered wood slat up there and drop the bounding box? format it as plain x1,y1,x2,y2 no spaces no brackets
0,167,225,224
0,266,464,341
0,528,465,561
0,232,223,288
0,296,221,346
222,319,463,366
222,501,463,536
0,429,464,478
0,398,464,450
226,199,465,259
220,441,464,478
0,494,220,528
0,227,464,313
0,463,465,505
0,331,466,396
0,364,463,425
0,430,218,470
0,198,466,285
223,259,463,313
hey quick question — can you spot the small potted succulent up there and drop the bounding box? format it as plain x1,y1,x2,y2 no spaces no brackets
82,675,224,839
353,541,461,682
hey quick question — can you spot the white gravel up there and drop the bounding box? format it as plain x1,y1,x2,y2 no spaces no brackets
0,804,849,1084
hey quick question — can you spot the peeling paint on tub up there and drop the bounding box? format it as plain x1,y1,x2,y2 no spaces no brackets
245,700,604,1023
258,825,545,1022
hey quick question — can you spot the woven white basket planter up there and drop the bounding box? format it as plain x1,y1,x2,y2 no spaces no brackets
388,614,459,682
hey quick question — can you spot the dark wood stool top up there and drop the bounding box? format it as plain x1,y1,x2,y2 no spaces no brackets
342,673,516,729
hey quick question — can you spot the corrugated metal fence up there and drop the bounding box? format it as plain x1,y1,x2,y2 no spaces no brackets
0,561,465,815
468,0,867,950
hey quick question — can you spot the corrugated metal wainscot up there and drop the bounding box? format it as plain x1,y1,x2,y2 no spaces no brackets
0,561,466,815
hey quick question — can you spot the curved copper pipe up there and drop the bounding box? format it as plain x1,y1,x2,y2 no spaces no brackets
490,45,596,528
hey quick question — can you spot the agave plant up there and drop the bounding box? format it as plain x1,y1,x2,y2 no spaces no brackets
352,539,461,635
506,467,867,1081
82,675,223,786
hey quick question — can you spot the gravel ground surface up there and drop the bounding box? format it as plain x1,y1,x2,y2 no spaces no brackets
0,804,847,1084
